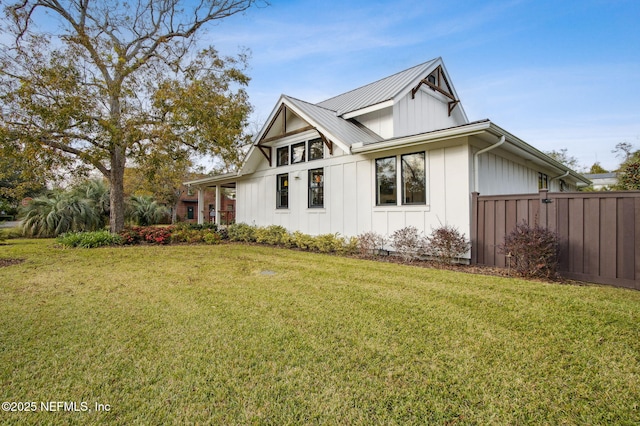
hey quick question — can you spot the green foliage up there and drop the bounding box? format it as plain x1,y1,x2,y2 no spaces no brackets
312,233,347,253
56,230,123,248
614,151,640,190
426,225,471,264
3,241,640,424
1,1,256,232
19,190,105,237
126,195,169,226
171,226,220,244
254,225,289,245
203,232,222,245
588,162,608,174
227,223,257,242
500,221,559,279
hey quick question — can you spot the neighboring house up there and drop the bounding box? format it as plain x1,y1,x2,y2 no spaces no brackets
176,184,236,224
583,172,618,190
185,58,589,253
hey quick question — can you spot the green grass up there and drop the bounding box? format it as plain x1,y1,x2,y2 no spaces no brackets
1,239,639,425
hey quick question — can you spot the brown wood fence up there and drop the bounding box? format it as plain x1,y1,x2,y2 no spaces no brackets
471,189,640,290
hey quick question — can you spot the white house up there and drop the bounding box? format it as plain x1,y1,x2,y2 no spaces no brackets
185,58,590,248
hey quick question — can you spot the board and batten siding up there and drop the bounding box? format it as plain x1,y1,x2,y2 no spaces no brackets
475,150,575,195
236,142,473,249
354,107,394,140
393,90,465,138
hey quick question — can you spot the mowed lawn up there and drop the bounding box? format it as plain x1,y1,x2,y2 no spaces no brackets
1,239,639,425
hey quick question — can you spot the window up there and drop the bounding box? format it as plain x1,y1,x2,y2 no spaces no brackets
277,146,289,166
402,152,426,205
376,157,397,205
292,142,306,163
538,172,549,189
308,168,324,208
276,173,289,209
308,138,324,161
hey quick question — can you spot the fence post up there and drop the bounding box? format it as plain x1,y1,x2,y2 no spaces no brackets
538,189,549,227
471,192,479,264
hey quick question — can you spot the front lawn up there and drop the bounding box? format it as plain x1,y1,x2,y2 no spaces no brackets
1,239,639,424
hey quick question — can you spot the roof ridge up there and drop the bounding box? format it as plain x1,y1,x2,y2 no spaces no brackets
284,94,338,113
316,58,438,106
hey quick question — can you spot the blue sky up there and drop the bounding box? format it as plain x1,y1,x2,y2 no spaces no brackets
203,0,640,171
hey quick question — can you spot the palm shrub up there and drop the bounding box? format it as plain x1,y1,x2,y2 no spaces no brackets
126,195,169,226
20,191,104,237
70,179,110,226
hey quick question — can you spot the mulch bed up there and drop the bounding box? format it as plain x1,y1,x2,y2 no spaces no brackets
0,258,25,268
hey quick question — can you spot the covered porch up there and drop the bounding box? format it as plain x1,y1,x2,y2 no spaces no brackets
183,173,238,226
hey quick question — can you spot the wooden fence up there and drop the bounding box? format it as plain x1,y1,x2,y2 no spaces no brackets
471,190,640,290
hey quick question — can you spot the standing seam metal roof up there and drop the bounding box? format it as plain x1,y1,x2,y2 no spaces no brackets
284,95,382,146
315,58,439,116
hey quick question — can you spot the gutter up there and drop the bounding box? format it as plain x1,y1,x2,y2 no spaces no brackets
473,135,505,193
550,170,570,183
350,120,491,154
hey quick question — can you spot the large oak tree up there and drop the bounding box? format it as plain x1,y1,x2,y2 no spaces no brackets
1,0,257,232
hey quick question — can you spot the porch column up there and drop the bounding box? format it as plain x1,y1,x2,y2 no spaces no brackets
197,187,205,224
215,185,222,225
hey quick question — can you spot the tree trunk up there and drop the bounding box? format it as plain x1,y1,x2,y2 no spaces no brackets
109,146,126,233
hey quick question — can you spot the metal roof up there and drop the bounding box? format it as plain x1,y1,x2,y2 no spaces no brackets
316,58,439,116
283,95,382,147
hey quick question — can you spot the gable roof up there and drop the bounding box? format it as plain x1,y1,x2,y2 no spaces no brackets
317,58,455,117
283,95,382,147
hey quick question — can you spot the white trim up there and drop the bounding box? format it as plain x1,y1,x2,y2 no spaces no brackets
351,121,491,153
342,100,394,119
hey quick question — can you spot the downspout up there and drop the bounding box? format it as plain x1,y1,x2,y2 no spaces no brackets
473,135,505,193
550,170,570,191
550,170,570,182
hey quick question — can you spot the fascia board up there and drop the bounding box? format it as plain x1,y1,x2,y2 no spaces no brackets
280,98,352,154
351,121,491,154
341,99,394,119
486,123,591,185
184,172,239,187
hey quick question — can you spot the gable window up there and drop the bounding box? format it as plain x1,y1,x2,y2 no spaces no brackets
538,172,549,189
277,146,289,166
276,173,289,209
376,157,397,205
401,152,426,205
308,138,324,161
308,168,324,208
292,142,306,163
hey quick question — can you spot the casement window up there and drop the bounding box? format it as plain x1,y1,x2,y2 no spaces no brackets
401,152,426,205
538,172,549,189
308,168,324,208
376,156,397,205
276,173,289,209
292,142,306,163
277,146,289,166
308,138,324,161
